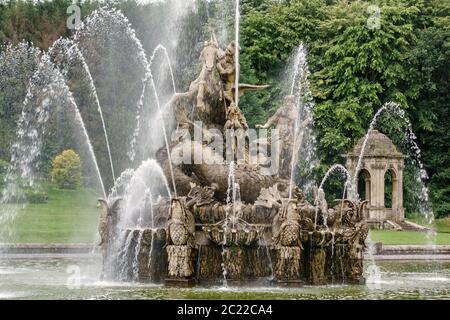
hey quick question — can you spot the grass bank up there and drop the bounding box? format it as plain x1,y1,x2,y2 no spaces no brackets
370,230,450,245
1,183,101,243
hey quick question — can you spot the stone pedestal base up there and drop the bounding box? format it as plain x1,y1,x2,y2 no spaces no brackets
167,245,194,278
196,245,271,281
305,247,327,285
223,247,244,280
274,246,301,281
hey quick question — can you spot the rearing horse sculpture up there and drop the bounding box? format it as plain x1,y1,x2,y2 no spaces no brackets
167,38,269,133
191,40,222,114
167,40,225,131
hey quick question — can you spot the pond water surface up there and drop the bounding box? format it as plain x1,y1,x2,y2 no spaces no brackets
0,257,449,299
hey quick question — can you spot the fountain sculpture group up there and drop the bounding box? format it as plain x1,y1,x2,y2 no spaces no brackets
98,39,369,286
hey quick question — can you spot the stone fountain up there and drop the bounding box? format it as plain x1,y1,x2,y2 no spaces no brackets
97,38,369,287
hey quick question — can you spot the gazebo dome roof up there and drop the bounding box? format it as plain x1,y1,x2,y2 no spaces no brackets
346,130,405,158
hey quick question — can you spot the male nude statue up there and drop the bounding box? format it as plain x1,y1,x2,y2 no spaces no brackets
216,41,238,106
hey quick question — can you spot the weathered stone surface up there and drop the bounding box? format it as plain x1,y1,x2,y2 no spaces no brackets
193,202,276,225
274,246,301,281
167,245,195,278
203,226,260,246
309,248,327,285
196,245,223,280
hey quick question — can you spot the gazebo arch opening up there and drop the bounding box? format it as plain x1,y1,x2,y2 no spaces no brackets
384,169,397,209
357,169,371,202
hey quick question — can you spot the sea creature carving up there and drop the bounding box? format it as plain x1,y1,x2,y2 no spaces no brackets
272,200,302,247
166,198,196,279
271,197,304,281
97,198,122,247
186,183,218,208
333,199,369,281
167,198,195,247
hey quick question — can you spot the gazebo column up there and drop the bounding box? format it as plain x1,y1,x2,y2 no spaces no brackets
369,166,386,221
378,168,386,220
364,176,371,203
391,175,398,214
369,170,376,220
397,165,404,220
373,168,385,208
369,169,376,218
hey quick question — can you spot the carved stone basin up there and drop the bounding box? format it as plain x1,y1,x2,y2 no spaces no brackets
202,225,263,246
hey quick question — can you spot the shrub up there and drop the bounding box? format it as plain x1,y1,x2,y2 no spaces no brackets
51,149,82,190
23,188,48,204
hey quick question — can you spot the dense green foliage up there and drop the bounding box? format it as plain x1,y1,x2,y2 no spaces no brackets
239,0,449,217
51,149,82,189
0,0,448,217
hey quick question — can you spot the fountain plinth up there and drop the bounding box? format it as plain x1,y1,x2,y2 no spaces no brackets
100,40,369,287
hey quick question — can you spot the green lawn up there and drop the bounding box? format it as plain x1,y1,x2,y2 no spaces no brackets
1,183,101,243
370,230,450,245
369,215,450,245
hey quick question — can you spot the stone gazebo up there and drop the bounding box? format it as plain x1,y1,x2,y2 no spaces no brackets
345,130,406,229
